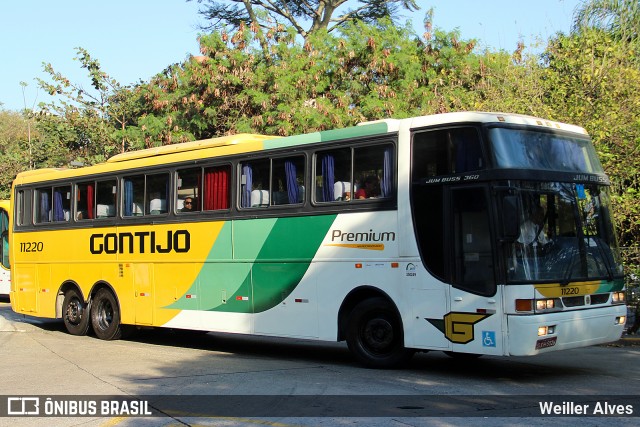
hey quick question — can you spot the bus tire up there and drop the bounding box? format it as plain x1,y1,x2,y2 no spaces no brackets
346,297,414,368
62,289,91,336
90,288,123,340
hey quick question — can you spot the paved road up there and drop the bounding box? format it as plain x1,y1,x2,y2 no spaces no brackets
0,301,638,427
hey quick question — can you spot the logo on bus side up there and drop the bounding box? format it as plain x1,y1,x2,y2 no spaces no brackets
89,230,191,254
426,312,492,344
325,229,396,251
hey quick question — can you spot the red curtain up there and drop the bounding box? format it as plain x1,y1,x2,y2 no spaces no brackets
204,167,229,210
87,184,94,219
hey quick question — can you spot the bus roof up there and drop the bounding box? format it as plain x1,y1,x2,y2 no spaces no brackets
359,112,588,135
12,111,588,186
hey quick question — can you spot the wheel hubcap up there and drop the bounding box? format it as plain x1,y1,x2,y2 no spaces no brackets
97,301,113,330
65,299,82,325
363,318,394,352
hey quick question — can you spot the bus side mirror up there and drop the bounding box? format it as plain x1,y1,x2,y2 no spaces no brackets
501,196,519,242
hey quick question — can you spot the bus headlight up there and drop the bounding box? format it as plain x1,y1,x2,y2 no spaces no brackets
538,325,556,336
516,298,562,313
612,292,625,304
536,299,557,311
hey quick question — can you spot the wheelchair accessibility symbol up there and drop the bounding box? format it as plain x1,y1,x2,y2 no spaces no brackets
482,331,496,347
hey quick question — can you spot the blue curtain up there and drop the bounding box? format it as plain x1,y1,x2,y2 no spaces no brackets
285,160,299,204
40,191,50,223
321,155,334,202
241,164,252,207
124,180,133,216
381,148,392,198
53,190,65,221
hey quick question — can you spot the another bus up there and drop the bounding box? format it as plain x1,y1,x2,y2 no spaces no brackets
0,200,10,299
10,112,626,367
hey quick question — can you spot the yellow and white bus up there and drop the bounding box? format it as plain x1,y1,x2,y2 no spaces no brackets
10,112,626,367
0,200,10,298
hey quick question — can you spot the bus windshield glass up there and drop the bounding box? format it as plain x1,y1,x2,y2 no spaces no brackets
502,182,623,283
489,127,604,174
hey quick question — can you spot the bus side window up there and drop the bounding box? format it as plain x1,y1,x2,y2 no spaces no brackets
34,188,52,223
315,148,351,202
97,180,117,218
271,156,304,205
353,144,393,199
123,175,145,217
241,159,270,208
412,127,484,179
177,167,201,212
52,186,71,222
147,173,169,215
76,182,94,220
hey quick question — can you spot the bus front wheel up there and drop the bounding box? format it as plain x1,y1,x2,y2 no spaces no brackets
91,288,123,340
346,297,414,368
62,289,91,336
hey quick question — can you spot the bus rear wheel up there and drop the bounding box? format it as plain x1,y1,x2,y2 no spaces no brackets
62,289,91,336
91,288,123,340
346,297,414,368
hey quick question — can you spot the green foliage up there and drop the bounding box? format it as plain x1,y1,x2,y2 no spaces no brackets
190,0,419,38
137,18,485,139
573,0,640,45
540,29,640,251
36,47,142,163
0,110,31,198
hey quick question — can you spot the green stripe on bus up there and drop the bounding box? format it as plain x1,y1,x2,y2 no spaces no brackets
168,215,337,313
263,122,389,150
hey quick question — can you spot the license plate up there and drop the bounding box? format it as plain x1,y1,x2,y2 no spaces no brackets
535,336,557,350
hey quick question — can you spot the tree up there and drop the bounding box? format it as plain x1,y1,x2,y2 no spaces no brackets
134,15,485,140
573,0,640,43
0,110,32,198
189,0,419,39
570,1,640,288
37,47,143,163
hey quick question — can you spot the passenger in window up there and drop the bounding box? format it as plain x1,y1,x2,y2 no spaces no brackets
355,176,380,199
180,197,194,212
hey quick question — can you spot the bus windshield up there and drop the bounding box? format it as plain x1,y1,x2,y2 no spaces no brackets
502,182,623,283
489,127,604,174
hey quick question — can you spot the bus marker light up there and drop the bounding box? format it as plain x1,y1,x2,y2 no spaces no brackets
355,263,362,269
515,299,533,312
236,296,249,301
295,298,309,303
391,262,399,268
185,294,196,299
